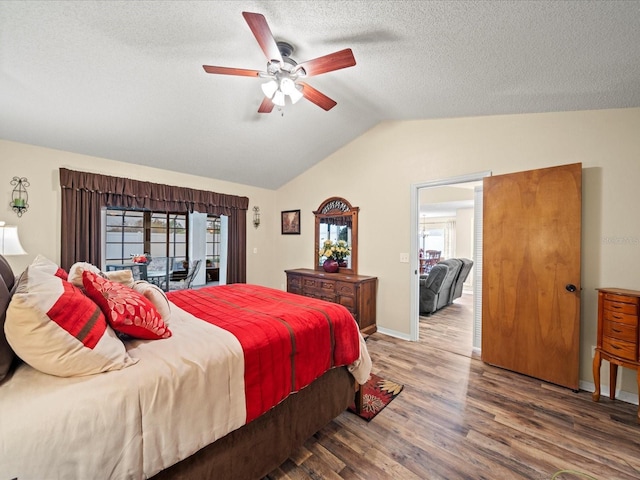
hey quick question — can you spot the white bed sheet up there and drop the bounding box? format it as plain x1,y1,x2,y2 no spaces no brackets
0,303,246,480
0,300,371,479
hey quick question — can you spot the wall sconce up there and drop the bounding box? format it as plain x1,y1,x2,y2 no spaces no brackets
253,206,261,229
10,177,29,217
0,221,27,256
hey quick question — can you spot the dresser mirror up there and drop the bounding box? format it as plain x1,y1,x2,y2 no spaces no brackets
314,197,359,274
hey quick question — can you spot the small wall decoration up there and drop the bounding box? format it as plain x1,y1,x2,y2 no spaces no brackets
253,206,261,228
281,209,300,235
10,176,29,217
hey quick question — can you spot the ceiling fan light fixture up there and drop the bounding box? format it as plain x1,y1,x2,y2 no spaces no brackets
272,90,286,106
289,85,303,104
261,79,278,99
279,77,296,96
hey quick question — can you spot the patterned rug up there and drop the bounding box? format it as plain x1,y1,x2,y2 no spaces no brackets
348,373,404,421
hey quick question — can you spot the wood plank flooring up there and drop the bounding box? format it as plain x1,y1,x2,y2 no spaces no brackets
266,294,640,480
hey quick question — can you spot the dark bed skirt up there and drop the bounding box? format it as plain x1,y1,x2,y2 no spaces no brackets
151,366,355,480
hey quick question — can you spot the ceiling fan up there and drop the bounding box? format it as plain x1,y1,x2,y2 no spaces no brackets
202,11,356,113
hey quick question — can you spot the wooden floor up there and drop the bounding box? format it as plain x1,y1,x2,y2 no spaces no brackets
266,294,640,480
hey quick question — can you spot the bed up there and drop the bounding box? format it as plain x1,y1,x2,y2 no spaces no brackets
0,255,371,479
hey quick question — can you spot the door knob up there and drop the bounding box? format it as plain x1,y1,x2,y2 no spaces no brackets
565,284,577,292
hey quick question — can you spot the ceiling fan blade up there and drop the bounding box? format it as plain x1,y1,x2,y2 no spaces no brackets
296,48,356,77
299,82,337,111
202,65,261,77
242,12,283,64
258,97,275,113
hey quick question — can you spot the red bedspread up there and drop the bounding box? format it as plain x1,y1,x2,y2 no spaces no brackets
167,284,360,422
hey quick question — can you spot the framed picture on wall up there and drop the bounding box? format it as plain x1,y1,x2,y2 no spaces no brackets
281,209,301,235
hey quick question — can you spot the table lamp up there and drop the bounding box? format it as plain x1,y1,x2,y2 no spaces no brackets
0,221,27,256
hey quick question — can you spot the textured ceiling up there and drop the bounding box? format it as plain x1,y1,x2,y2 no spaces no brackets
1,1,640,189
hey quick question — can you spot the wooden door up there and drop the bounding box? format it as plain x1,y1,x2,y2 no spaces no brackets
481,163,582,390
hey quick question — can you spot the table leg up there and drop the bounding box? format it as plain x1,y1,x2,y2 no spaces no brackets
609,362,618,401
592,349,601,402
637,369,640,422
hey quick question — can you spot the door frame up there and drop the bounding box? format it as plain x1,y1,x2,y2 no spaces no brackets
410,171,492,342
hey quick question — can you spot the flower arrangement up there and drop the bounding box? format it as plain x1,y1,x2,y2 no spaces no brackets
131,253,151,264
319,239,351,262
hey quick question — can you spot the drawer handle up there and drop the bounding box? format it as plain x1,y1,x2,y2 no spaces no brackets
612,314,623,319
612,328,622,333
611,345,621,350
611,305,623,309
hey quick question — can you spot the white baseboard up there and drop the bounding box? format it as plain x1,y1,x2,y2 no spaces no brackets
579,380,639,405
375,326,412,341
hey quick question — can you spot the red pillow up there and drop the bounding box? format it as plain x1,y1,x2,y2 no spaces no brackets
82,271,171,340
55,267,68,281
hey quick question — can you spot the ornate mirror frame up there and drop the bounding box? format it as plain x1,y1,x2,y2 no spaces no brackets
314,197,359,275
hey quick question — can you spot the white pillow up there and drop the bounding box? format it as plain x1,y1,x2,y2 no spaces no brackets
68,261,135,288
103,269,134,288
5,264,137,377
29,254,59,273
132,280,172,325
67,261,101,287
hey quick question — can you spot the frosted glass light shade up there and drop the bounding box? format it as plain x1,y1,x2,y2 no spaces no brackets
272,90,286,106
261,80,278,99
0,222,27,256
279,77,296,95
289,86,303,104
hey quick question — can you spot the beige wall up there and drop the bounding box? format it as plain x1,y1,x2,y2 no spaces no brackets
2,107,640,396
276,107,640,396
455,207,474,264
0,140,278,287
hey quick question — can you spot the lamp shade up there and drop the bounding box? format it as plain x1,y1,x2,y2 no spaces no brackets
289,86,303,104
272,90,286,107
261,79,278,99
0,222,27,256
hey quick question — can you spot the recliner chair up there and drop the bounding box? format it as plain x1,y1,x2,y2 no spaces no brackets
451,258,473,303
419,263,449,315
434,258,462,311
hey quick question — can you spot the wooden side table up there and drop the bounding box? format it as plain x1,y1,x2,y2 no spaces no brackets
592,287,640,421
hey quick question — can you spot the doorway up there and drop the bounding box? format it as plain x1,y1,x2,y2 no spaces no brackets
410,171,491,343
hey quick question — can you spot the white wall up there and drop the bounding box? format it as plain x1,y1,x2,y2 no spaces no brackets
456,207,474,289
275,107,640,396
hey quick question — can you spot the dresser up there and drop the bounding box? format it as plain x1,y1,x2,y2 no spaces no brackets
285,268,377,335
592,287,640,420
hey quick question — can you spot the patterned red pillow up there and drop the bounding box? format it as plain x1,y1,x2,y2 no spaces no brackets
82,271,171,340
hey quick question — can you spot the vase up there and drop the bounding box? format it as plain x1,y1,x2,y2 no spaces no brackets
322,258,339,273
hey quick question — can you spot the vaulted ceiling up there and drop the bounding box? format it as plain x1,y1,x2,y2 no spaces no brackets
2,1,639,189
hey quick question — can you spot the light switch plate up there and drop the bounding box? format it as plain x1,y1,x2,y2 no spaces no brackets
399,253,409,263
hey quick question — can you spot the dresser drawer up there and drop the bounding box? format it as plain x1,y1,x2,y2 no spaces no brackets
603,336,637,361
287,275,302,290
335,281,356,297
603,295,639,316
338,295,355,311
603,308,638,326
302,277,335,293
603,321,637,343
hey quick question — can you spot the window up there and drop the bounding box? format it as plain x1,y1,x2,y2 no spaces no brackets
206,216,221,267
105,209,188,265
419,219,456,259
